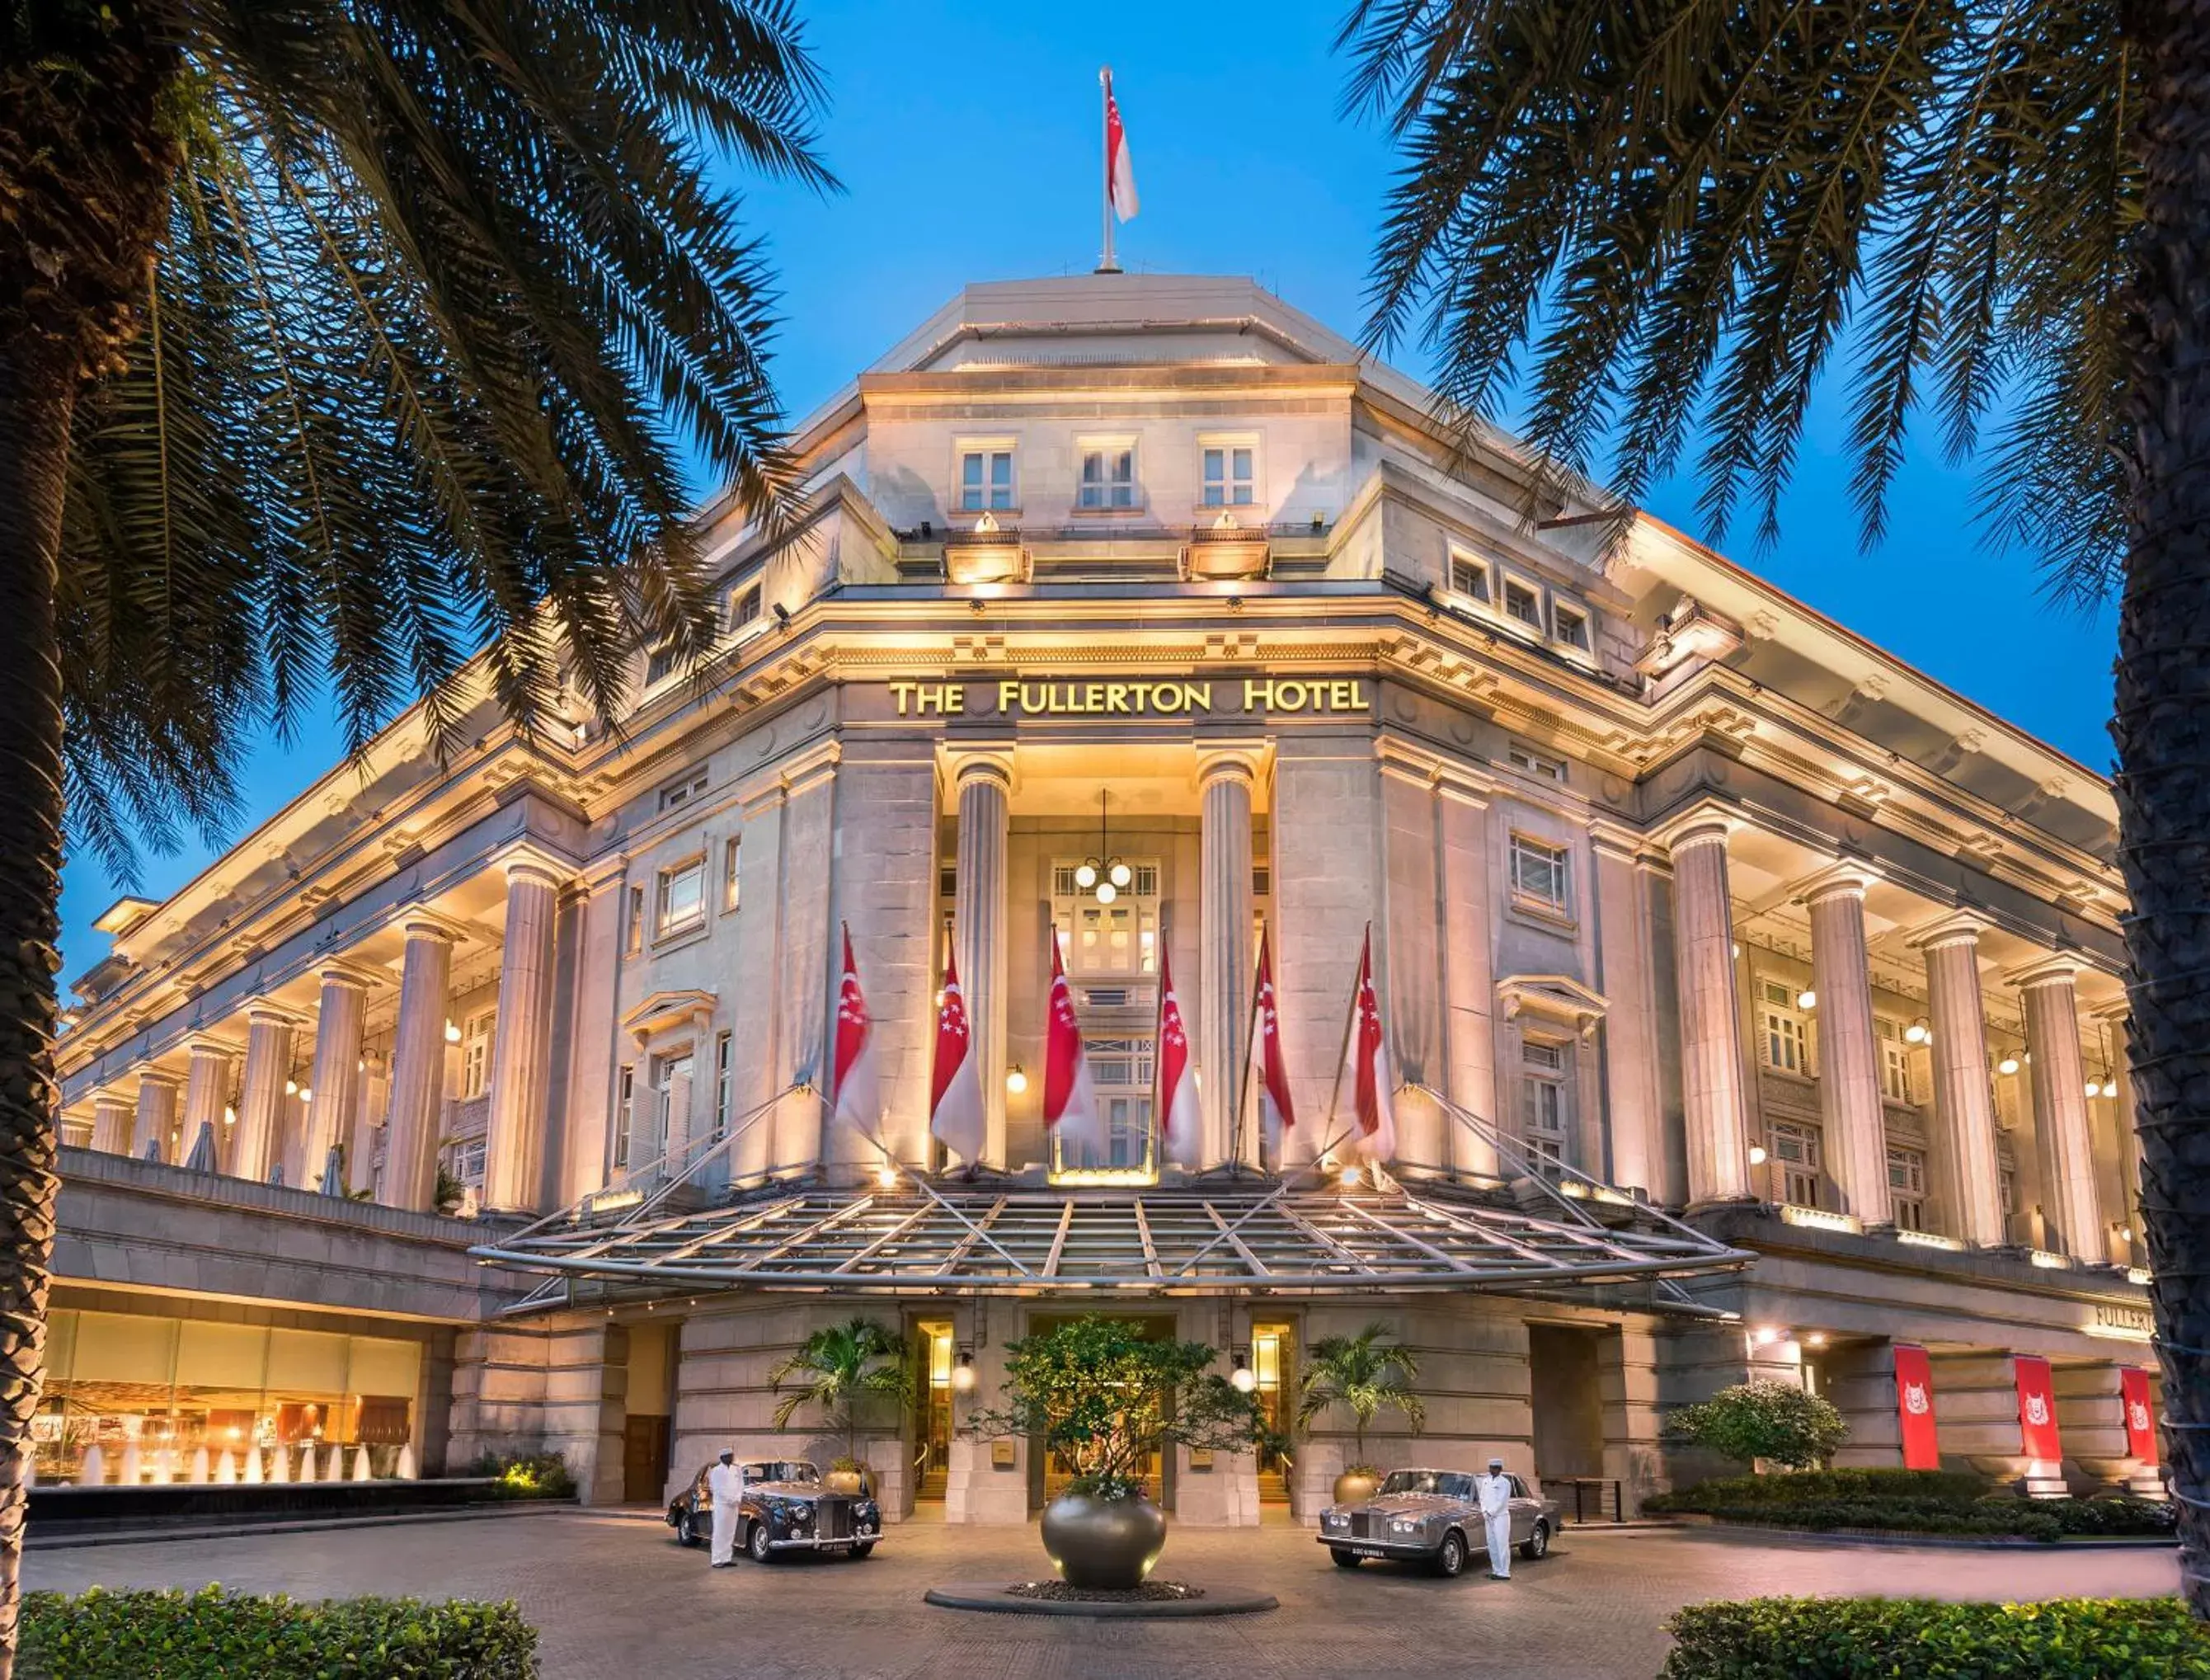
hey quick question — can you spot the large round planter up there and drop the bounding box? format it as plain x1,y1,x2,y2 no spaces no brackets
1040,1491,1168,1589
1333,1470,1380,1507
823,1468,867,1495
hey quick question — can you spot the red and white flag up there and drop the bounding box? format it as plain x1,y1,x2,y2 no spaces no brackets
1045,939,1107,1163
830,925,879,1134
1253,928,1295,1146
1103,69,1139,222
1155,947,1201,1165
929,950,987,1165
1350,929,1396,1162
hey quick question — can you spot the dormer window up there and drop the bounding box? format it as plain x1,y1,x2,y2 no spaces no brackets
645,646,680,686
1553,600,1592,651
1449,553,1490,602
1078,445,1137,510
727,582,762,631
1200,441,1255,507
1503,579,1543,628
959,446,1015,513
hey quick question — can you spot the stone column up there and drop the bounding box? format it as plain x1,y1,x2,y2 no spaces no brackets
1913,915,2006,1246
952,754,1012,1169
2015,958,2104,1263
483,859,564,1212
180,1038,234,1166
131,1072,179,1163
88,1092,134,1155
2100,1009,2143,1263
558,860,630,1204
1592,824,1662,1196
230,1005,299,1184
1661,810,1753,1203
1799,866,1890,1226
382,920,456,1211
295,964,372,1192
1197,751,1258,1169
1437,774,1498,1179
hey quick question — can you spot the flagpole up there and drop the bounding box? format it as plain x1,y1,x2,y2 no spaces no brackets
1098,68,1118,275
1315,923,1367,1157
1228,915,1264,1176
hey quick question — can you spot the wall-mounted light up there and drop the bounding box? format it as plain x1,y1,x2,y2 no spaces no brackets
2101,1080,2118,1099
1796,990,1817,1011
284,1080,298,1095
1230,1350,1258,1395
950,1348,976,1393
873,1161,898,1189
444,1019,463,1044
1803,1331,1828,1349
299,1087,311,1104
1998,1056,2020,1076
1005,1063,1028,1096
1904,1019,1930,1045
1752,1325,1782,1347
1747,1146,1768,1166
2084,1079,2103,1099
1338,1165,1363,1189
1731,943,1742,959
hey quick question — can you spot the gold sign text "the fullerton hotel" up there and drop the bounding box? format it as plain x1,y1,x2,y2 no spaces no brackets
886,678,1373,718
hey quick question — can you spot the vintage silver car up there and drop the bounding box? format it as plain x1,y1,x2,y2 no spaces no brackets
666,1459,882,1561
1317,1467,1559,1577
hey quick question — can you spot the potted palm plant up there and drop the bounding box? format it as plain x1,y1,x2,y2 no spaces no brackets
1297,1322,1426,1505
968,1315,1267,1589
769,1318,910,1494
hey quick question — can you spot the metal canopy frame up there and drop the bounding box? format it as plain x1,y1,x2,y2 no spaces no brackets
472,1173,1752,1317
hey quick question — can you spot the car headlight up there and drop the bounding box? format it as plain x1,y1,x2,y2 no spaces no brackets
1322,1512,1347,1531
1389,1517,1424,1536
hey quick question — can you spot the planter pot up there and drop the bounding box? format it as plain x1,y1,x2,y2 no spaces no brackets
823,1468,867,1495
1333,1471,1381,1507
1040,1491,1168,1590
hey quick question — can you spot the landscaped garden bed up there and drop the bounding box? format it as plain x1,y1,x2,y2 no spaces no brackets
1645,1468,2177,1542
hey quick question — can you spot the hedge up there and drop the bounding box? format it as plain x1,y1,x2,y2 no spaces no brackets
1662,1597,2210,1679
20,1585,538,1679
1644,1470,2177,1541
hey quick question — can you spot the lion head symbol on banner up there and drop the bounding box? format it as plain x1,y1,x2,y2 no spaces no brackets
1902,1382,1930,1415
2024,1393,2051,1426
2129,1400,2151,1434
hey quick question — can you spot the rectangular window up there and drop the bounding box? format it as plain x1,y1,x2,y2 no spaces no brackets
1759,979,1809,1075
613,1067,635,1169
459,1009,496,1100
1448,553,1490,602
1770,1120,1822,1207
1078,445,1137,510
645,646,681,687
1876,1019,1912,1104
1200,443,1255,506
727,584,762,631
625,886,645,956
653,1052,693,1160
959,448,1014,512
1507,743,1566,783
1553,601,1592,651
1052,1035,1154,1179
1519,1038,1569,1175
658,769,709,813
1508,835,1569,914
712,1032,732,1144
449,1136,487,1188
656,857,705,937
1050,859,1161,978
1502,578,1543,628
1888,1145,1928,1232
722,837,741,913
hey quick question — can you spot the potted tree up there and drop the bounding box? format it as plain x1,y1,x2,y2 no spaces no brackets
968,1315,1267,1589
1296,1322,1426,1505
769,1318,910,1494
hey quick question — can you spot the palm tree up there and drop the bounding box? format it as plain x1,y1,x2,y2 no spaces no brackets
1342,0,2210,1612
2,2,829,1667
1295,1322,1425,1471
768,1317,909,1471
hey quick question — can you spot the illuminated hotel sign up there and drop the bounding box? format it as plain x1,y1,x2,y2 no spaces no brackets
886,678,1373,718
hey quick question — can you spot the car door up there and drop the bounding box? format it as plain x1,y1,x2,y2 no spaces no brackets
1507,1475,1535,1543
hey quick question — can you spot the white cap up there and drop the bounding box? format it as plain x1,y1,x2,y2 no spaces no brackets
1488,1457,1504,1471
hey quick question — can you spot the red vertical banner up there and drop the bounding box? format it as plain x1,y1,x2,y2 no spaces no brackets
2015,1355,2062,1463
1893,1344,1940,1470
2121,1368,2157,1465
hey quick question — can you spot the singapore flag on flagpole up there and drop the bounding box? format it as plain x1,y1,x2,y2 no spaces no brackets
1350,927,1397,1163
830,925,878,1135
1046,939,1107,1165
929,950,987,1166
1254,926,1295,1149
1104,68,1138,221
1155,946,1201,1165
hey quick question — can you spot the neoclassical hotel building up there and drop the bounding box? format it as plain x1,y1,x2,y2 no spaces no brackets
50,275,2159,1521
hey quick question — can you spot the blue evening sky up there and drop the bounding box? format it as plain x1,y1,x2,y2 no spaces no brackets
54,0,2119,981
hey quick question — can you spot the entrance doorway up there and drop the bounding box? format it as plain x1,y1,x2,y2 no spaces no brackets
621,1320,676,1503
914,1320,956,1503
1252,1322,1294,1504
1526,1323,1605,1482
1025,1313,1176,1512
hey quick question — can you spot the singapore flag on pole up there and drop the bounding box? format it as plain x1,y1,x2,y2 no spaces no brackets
1104,69,1138,221
830,925,878,1135
929,950,987,1166
1046,939,1107,1165
1155,947,1201,1165
1350,928,1397,1163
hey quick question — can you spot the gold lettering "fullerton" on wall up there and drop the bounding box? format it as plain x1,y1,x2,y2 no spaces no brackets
886,679,1372,717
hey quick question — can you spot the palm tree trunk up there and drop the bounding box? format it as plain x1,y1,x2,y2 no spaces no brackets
2117,0,2210,1622
1,17,181,1673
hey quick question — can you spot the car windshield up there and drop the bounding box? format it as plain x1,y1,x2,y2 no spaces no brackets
745,1461,817,1485
1380,1471,1450,1496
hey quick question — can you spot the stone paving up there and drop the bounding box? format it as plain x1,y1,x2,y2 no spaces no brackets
24,1508,2181,1680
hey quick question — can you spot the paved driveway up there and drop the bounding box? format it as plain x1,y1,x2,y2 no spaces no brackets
23,1509,2181,1680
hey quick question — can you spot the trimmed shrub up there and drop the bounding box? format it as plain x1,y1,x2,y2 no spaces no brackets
1662,1596,2210,1679
1666,1381,1846,1469
20,1585,538,1679
1646,1467,1993,1508
468,1449,577,1500
1645,1469,2178,1541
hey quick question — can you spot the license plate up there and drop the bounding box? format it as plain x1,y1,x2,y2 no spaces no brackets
1348,1545,1385,1557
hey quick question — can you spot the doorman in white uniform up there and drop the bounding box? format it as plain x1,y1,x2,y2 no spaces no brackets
1473,1456,1514,1579
708,1448,745,1567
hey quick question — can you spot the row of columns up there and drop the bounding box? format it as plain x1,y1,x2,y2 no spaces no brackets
80,852,566,1217
1667,810,2115,1263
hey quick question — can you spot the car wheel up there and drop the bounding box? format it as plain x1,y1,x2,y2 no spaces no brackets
1433,1530,1467,1579
1329,1548,1361,1569
1520,1520,1549,1561
850,1542,875,1560
747,1522,774,1564
675,1509,699,1548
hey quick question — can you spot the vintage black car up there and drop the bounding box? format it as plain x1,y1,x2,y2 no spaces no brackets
665,1459,882,1561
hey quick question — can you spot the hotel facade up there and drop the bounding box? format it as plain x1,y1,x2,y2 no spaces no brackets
51,275,2160,1522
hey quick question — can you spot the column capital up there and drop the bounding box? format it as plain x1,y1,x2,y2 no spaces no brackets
1650,798,1741,854
487,840,574,892
2089,998,2134,1025
1908,908,1994,952
1790,859,1879,906
243,999,308,1029
2007,952,2090,991
945,745,1015,789
1195,743,1266,790
181,1033,237,1061
397,908,472,947
313,958,384,993
134,1066,184,1091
